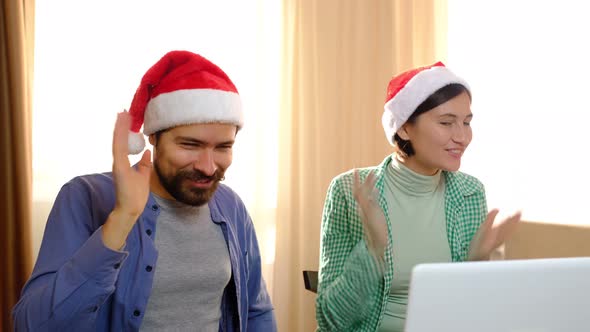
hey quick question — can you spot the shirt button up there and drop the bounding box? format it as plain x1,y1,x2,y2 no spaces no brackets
114,263,121,269
146,229,152,236
145,265,153,272
133,309,141,317
151,204,159,211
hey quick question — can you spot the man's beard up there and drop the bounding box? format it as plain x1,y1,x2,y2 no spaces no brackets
154,161,225,206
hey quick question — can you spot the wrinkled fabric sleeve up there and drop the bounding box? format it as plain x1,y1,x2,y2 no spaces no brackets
463,185,489,261
12,179,127,331
243,209,277,331
316,176,384,331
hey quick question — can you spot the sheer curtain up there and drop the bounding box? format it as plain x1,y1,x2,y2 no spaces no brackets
273,1,447,330
31,0,280,292
1,0,35,330
448,0,590,226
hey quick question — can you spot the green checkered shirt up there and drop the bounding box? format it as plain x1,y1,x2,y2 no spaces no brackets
316,155,487,331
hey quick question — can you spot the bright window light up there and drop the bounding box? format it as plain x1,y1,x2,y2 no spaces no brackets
448,0,590,225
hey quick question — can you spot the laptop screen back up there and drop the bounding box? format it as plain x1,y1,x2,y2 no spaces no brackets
405,257,590,332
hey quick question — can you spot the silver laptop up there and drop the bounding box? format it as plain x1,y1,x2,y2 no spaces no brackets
404,257,590,332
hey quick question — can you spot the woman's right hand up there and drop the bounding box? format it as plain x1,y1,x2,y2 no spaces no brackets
353,169,388,259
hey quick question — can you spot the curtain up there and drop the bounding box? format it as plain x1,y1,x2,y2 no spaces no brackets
0,0,35,330
273,1,447,330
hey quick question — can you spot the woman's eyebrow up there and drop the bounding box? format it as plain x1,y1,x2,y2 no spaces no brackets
439,113,473,119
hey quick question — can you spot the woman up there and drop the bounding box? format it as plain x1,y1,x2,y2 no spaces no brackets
316,62,520,331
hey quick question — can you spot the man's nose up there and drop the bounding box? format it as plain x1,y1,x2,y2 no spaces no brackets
193,150,217,176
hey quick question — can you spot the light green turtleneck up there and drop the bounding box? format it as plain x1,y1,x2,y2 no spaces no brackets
377,157,451,332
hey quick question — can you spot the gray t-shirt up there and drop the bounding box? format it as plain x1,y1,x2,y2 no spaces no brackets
140,194,231,332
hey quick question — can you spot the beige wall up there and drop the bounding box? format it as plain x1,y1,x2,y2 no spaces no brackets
505,221,590,260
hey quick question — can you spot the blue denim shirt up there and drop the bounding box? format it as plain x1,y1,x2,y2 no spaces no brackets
13,172,277,331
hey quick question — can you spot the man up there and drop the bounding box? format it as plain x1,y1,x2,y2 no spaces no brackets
13,50,277,331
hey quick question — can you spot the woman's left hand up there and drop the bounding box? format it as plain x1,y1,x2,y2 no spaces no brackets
468,209,522,261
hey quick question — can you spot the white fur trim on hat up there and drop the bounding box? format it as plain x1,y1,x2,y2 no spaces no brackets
128,131,146,155
143,88,243,135
382,66,470,146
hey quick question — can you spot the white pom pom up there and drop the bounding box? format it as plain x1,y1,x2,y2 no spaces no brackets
128,131,146,155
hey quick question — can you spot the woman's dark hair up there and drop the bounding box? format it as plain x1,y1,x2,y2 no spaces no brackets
393,83,470,158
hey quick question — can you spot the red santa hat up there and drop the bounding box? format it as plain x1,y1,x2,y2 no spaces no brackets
127,50,243,154
381,61,470,146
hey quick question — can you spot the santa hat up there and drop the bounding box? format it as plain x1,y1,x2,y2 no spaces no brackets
381,61,470,146
127,50,243,154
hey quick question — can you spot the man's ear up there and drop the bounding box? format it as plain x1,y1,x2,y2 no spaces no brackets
148,134,156,146
396,124,411,141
